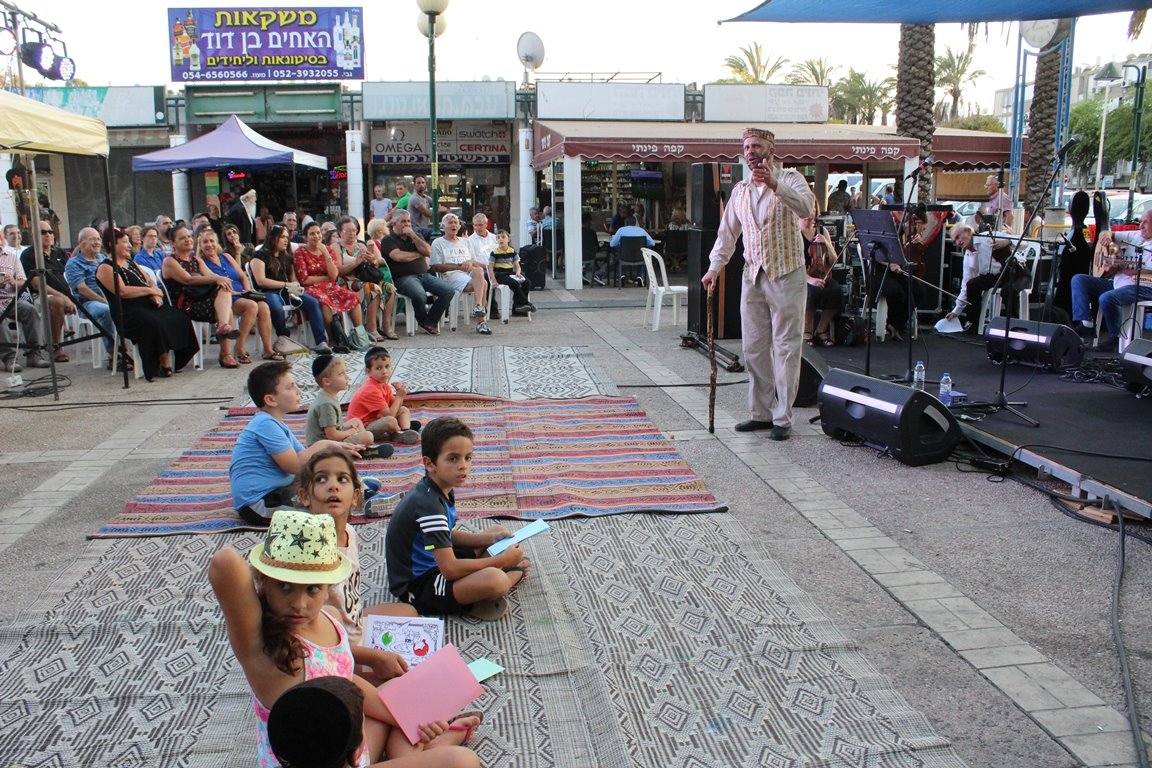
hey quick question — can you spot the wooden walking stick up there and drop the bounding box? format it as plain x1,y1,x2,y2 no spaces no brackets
707,282,717,434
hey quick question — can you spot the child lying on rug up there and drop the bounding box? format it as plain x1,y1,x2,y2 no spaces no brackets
208,509,481,767
306,354,392,455
269,676,479,768
385,416,531,621
230,361,378,527
296,447,422,684
347,346,421,444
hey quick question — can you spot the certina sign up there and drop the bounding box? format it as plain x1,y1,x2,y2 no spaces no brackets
370,123,512,164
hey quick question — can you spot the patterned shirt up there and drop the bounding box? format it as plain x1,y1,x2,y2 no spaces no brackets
709,164,814,281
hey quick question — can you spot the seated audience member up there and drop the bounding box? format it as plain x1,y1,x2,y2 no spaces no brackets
64,227,122,370
161,223,245,369
1071,209,1152,352
486,229,534,314
96,227,199,381
197,226,280,363
333,215,394,343
134,225,166,273
380,210,454,336
229,361,359,526
292,220,367,349
250,224,321,355
221,222,256,270
365,217,400,341
0,242,47,371
430,213,490,334
608,216,655,286
21,222,76,362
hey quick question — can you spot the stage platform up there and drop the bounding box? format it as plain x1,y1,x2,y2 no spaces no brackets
815,326,1152,517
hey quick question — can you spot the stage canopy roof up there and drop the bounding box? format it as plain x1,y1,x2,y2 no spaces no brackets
0,89,108,157
131,114,326,172
726,0,1150,24
533,121,1013,170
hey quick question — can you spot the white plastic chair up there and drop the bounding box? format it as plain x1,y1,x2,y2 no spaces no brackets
977,243,1041,336
640,248,687,331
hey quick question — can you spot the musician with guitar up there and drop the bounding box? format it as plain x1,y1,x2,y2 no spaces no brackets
801,201,842,346
1070,209,1152,353
945,224,1025,331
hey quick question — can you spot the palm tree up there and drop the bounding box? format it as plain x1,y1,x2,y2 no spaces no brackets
786,58,839,87
935,44,987,122
717,42,788,84
896,24,936,204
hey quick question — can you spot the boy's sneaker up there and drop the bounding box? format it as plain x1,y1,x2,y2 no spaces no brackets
359,443,396,461
409,420,422,432
476,321,492,335
472,304,487,317
394,429,420,444
362,477,382,499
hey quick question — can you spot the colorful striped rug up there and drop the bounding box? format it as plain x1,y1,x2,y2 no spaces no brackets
93,394,727,538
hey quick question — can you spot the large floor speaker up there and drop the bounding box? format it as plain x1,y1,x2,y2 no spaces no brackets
984,318,1083,370
817,368,961,466
1121,339,1152,391
520,245,548,290
686,228,743,339
795,346,829,407
690,162,742,230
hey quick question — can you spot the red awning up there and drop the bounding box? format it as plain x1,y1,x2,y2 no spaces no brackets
930,128,1025,170
533,121,921,169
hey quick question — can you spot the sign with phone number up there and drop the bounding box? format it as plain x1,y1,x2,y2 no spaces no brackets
168,7,364,82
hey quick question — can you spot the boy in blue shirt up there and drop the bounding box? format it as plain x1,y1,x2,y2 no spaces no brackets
230,360,362,526
385,416,529,620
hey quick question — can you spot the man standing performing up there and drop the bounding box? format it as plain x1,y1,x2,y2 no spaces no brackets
701,127,814,441
227,189,258,245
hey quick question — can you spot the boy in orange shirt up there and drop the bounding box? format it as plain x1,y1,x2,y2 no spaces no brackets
347,346,420,444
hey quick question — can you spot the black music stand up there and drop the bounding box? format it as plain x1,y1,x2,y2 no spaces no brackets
851,209,909,379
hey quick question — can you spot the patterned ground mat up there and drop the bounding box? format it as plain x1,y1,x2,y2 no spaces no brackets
0,516,968,767
93,394,726,538
258,345,618,409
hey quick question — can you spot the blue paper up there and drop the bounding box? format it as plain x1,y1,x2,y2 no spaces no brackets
486,519,550,556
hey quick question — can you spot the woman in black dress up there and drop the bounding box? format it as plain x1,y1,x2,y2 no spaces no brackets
96,228,199,381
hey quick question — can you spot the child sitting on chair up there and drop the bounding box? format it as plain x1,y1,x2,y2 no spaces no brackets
486,230,534,316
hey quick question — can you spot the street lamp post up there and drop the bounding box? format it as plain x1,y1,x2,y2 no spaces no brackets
416,0,447,237
1098,61,1147,223
1094,81,1113,190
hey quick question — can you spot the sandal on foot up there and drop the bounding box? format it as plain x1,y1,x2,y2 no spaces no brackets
159,367,174,378
261,351,286,361
815,332,835,347
215,323,241,340
803,333,815,347
53,347,69,363
218,354,239,369
382,331,399,340
447,710,484,744
236,352,254,364
504,559,531,589
466,595,507,621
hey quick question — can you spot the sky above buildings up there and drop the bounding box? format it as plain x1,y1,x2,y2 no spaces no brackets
15,1,1148,116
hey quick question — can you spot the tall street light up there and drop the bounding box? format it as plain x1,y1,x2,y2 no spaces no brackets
417,0,447,237
1098,61,1147,223
1093,78,1115,191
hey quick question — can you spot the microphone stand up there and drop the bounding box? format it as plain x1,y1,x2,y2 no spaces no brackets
950,155,1067,428
895,169,925,383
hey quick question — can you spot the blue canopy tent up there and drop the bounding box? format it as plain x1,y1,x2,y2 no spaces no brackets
726,0,1150,23
131,114,327,220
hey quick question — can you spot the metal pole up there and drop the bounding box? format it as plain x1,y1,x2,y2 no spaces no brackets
427,10,439,238
1096,86,1110,190
1128,65,1146,223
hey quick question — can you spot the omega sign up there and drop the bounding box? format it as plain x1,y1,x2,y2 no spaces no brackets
371,122,511,164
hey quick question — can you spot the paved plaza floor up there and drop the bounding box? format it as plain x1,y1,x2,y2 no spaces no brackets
1,282,1150,767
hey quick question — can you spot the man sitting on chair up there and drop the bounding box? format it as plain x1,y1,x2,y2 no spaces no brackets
430,213,491,335
608,217,655,286
945,224,1024,332
1071,209,1152,353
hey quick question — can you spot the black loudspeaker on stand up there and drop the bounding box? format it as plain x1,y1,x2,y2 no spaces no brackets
519,245,548,290
817,368,961,466
983,318,1083,371
686,228,743,339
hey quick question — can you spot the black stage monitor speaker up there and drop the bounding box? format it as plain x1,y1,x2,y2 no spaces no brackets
817,368,961,467
690,162,742,230
520,245,548,290
686,228,743,339
1121,338,1152,391
795,346,829,408
984,318,1083,371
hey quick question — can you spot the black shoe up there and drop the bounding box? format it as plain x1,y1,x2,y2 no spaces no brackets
770,425,792,441
1095,337,1119,353
408,420,422,432
734,419,773,432
592,274,606,286
1073,322,1096,340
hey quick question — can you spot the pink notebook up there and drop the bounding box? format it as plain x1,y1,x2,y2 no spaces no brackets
376,643,485,744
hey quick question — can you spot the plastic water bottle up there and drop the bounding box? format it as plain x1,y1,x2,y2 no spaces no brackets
939,372,953,406
912,360,926,391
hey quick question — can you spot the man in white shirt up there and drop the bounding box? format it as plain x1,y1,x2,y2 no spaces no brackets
702,127,813,441
1072,209,1152,352
429,213,490,334
945,224,1024,331
467,213,499,263
369,185,392,221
